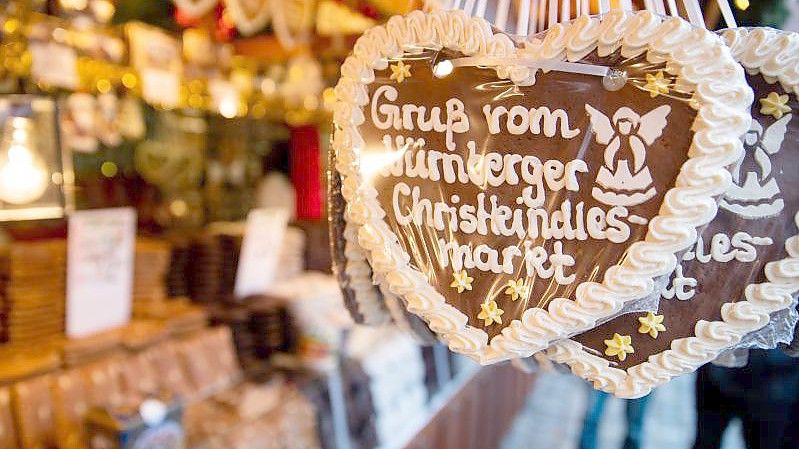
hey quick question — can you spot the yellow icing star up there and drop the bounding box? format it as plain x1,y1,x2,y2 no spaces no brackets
477,300,504,326
642,71,670,98
389,60,412,83
504,279,530,302
760,92,791,119
450,269,473,293
638,312,666,339
604,333,634,362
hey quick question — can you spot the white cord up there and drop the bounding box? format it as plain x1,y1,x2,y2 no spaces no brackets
654,0,667,15
463,0,476,15
537,0,546,32
517,0,531,36
716,0,738,28
529,0,539,34
560,0,570,24
666,0,679,15
548,0,559,28
682,0,705,27
475,0,488,18
496,0,510,31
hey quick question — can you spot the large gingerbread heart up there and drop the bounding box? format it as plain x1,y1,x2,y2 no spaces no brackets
548,27,799,397
332,9,751,364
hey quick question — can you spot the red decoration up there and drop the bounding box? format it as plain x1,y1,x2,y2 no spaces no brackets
174,7,203,27
290,126,323,220
214,3,237,41
359,3,380,20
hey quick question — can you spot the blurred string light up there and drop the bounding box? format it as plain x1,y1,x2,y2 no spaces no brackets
100,161,118,177
735,0,750,10
0,117,50,205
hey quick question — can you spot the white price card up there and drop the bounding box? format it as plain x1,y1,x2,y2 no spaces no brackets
29,42,78,90
66,207,136,338
235,208,289,298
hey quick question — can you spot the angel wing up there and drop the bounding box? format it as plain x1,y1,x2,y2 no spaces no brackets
761,113,792,154
585,104,615,145
637,105,671,145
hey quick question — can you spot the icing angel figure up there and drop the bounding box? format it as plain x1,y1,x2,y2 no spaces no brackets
720,114,792,219
585,104,671,207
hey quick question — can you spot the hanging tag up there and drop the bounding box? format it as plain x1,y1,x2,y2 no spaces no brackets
29,43,78,90
141,69,180,109
66,208,136,337
235,208,290,297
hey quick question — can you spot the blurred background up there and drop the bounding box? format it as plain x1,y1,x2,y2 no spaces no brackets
0,1,796,449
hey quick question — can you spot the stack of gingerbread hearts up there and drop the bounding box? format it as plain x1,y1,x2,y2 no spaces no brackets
329,4,799,395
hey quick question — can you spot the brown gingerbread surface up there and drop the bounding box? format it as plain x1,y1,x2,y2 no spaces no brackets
574,72,799,368
357,48,696,337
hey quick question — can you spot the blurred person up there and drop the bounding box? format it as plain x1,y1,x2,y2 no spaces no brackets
693,349,799,449
579,387,652,449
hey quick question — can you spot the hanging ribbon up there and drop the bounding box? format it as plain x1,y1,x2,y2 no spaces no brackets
290,125,323,220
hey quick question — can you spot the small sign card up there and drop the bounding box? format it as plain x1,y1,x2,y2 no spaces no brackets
29,42,78,90
235,208,289,298
66,208,136,338
141,69,180,109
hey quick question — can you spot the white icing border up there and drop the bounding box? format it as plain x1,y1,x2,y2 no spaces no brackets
332,9,751,365
548,27,799,398
342,219,392,325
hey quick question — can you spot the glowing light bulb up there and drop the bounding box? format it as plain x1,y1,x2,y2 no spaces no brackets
0,117,50,205
735,0,750,10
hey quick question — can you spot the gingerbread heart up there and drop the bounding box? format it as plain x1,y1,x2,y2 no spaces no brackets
332,9,751,364
330,151,440,343
548,27,799,398
329,151,392,325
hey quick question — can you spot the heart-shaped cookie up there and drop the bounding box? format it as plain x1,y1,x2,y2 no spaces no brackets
548,27,799,398
332,9,751,364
